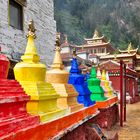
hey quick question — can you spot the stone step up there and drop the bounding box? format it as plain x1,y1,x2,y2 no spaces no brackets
20,82,54,87
0,83,20,86
70,103,84,112
0,115,39,138
0,94,30,103
23,89,57,95
0,90,24,94
0,80,20,87
0,87,24,92
0,113,29,123
0,79,18,83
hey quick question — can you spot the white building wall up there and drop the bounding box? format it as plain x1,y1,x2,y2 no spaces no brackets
0,0,56,65
77,53,87,60
61,47,70,53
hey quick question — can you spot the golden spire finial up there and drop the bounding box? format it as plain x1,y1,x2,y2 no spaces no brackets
114,53,118,61
21,19,39,63
55,34,61,52
127,42,132,53
26,20,36,39
72,48,77,58
93,30,100,38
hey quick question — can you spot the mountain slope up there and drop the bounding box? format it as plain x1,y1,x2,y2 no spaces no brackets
54,0,140,49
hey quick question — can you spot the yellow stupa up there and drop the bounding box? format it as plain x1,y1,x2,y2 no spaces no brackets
14,20,67,122
46,36,84,112
101,68,114,97
106,70,114,93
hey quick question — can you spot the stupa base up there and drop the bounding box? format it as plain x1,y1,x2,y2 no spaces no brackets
69,103,84,112
90,94,107,102
77,95,96,107
39,108,68,122
101,83,114,98
0,79,40,137
57,97,84,113
18,81,68,122
104,91,115,98
0,114,39,138
96,96,118,109
27,101,68,122
52,83,84,113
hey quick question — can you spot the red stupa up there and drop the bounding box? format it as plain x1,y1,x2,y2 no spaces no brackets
0,53,39,138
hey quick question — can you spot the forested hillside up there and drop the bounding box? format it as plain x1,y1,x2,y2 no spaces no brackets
54,0,140,50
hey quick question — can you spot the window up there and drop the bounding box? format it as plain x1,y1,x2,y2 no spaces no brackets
101,48,105,53
98,48,101,53
9,0,23,30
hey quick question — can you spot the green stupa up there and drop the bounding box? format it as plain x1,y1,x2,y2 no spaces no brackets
87,67,107,101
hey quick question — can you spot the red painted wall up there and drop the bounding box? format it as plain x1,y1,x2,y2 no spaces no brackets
110,76,120,92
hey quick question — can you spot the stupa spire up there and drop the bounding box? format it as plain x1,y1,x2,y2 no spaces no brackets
90,62,97,78
106,71,110,81
72,48,77,58
21,20,39,63
101,66,106,80
51,34,64,70
70,48,80,74
97,66,102,79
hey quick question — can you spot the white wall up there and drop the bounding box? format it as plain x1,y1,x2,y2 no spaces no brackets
61,47,70,53
0,0,56,65
77,53,87,60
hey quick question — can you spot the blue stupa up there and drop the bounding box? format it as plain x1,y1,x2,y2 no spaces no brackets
68,49,95,107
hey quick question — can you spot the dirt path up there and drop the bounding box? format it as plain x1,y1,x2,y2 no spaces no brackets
117,102,140,140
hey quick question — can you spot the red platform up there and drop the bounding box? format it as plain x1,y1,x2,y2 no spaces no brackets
96,96,118,109
3,105,98,140
0,54,39,139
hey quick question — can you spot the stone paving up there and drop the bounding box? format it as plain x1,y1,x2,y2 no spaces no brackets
115,102,140,140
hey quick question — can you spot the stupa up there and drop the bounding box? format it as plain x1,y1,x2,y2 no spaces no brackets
46,36,83,112
68,49,95,107
106,70,114,93
101,68,114,97
14,20,66,122
0,53,39,138
97,66,102,79
87,65,107,101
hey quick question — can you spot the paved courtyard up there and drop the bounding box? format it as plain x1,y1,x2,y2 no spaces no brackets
115,102,140,140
